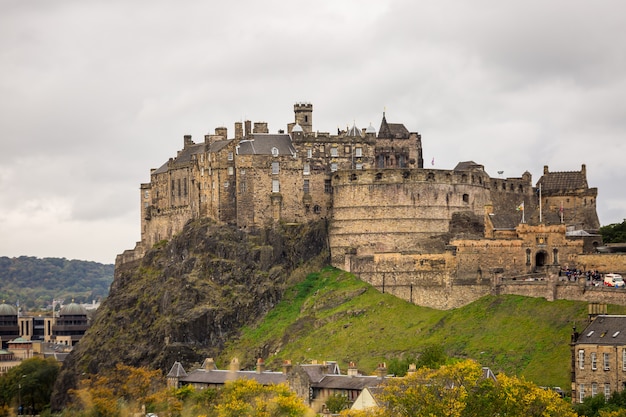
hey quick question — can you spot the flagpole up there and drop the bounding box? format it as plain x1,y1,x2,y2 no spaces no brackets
539,183,542,223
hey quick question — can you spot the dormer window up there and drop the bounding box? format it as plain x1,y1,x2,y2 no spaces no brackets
272,147,279,157
330,147,338,157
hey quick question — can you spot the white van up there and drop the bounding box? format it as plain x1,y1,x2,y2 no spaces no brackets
604,273,625,287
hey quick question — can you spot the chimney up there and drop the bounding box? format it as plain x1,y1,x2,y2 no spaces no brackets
253,122,269,134
215,126,228,139
229,357,240,372
203,358,217,371
407,363,417,375
244,120,252,137
347,361,358,377
543,165,549,175
235,122,243,140
256,358,265,374
183,135,193,148
376,363,387,378
282,359,293,375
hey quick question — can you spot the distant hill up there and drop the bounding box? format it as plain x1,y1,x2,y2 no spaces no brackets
0,256,114,309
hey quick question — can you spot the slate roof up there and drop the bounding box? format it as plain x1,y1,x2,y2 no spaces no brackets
576,316,626,346
181,369,287,385
378,114,409,139
453,161,485,171
167,361,188,378
537,169,588,193
237,134,296,156
314,374,383,390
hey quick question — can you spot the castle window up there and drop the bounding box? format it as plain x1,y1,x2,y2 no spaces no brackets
604,353,610,370
427,172,435,181
240,169,246,175
303,163,310,175
240,181,246,193
605,383,611,399
320,145,325,154
591,352,597,370
526,249,531,265
228,167,234,176
461,174,467,183
313,205,321,214
324,179,332,194
331,163,338,172
303,179,310,193
228,152,234,161
553,249,559,264
184,178,188,196
375,172,383,180
201,168,204,177
356,163,363,170
224,181,229,188
307,148,312,159
502,183,506,190
171,180,175,196
178,179,181,197
271,147,279,157
304,115,308,123
330,147,339,157
462,194,469,203
272,162,280,175
592,383,597,397
272,179,280,193
350,173,357,181
344,145,351,154
144,190,149,199
355,147,362,157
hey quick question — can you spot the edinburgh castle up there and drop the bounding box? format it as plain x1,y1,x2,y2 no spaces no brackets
118,103,626,309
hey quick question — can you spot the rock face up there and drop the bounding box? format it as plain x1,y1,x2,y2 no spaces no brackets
51,218,328,409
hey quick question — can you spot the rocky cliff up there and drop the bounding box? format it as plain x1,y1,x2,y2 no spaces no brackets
51,218,329,409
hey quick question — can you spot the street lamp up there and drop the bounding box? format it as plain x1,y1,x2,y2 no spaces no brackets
18,374,26,416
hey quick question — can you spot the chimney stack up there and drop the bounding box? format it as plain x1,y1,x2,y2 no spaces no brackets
203,358,217,371
256,358,266,374
282,359,293,375
235,122,243,140
347,361,358,377
376,363,387,378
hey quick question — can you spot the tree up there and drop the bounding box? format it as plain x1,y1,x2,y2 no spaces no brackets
0,357,60,415
340,360,576,417
213,379,312,417
599,220,626,244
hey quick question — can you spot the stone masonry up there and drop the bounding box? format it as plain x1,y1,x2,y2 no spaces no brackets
118,103,626,309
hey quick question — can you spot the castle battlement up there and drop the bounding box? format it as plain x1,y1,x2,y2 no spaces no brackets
120,103,622,310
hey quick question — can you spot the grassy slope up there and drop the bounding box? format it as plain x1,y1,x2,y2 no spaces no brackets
220,266,626,389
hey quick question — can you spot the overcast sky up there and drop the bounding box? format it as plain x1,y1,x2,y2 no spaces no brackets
1,0,625,264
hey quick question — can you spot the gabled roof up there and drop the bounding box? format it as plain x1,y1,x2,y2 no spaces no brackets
378,113,409,139
167,361,188,378
237,134,296,156
453,161,485,172
577,316,626,346
537,166,588,193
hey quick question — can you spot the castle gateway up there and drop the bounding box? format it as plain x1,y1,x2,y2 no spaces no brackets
119,103,626,309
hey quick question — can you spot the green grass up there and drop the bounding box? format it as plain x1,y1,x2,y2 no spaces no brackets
219,266,626,390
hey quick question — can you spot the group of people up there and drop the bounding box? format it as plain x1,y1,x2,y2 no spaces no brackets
559,267,602,284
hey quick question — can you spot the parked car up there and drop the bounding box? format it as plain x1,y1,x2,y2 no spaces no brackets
604,273,624,287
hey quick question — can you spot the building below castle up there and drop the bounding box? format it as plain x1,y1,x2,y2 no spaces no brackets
120,103,626,309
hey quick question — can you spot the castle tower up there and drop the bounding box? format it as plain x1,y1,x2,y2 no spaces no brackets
294,103,313,133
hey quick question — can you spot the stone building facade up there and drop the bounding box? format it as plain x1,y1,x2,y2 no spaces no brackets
119,103,626,309
571,315,626,404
